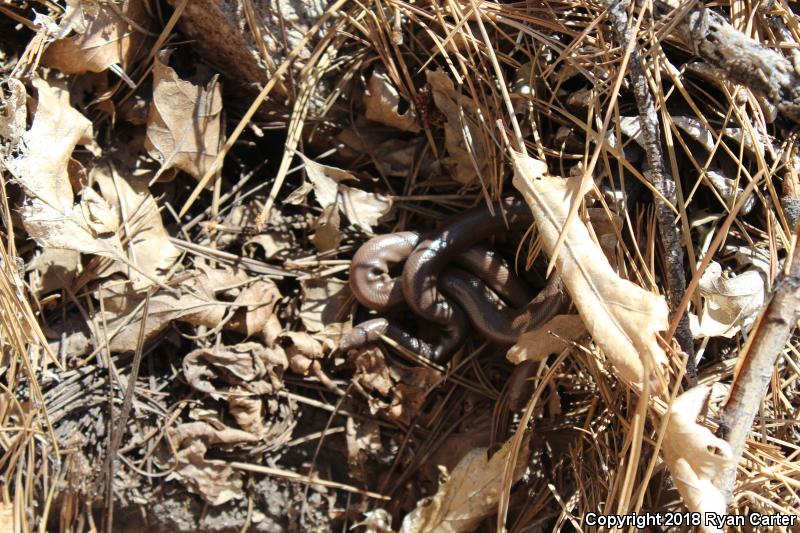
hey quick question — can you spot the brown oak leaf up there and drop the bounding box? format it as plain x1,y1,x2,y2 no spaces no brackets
145,51,223,181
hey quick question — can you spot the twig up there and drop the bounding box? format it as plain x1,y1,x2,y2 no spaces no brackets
662,2,800,123
666,174,761,342
604,0,695,379
103,295,150,533
714,225,800,504
230,461,390,500
167,237,294,278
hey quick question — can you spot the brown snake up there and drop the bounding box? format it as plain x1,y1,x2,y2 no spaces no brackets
340,197,570,362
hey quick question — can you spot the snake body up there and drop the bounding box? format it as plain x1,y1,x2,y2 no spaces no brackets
341,198,570,362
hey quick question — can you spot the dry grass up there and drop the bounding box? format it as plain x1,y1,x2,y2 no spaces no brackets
1,0,799,531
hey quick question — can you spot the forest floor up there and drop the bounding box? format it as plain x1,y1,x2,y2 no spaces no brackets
1,0,799,531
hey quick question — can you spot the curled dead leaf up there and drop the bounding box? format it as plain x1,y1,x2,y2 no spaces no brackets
364,68,420,132
183,342,287,397
426,69,487,184
298,153,393,235
281,331,323,376
225,277,283,345
170,420,259,448
662,386,733,533
693,261,765,338
80,186,119,235
354,349,441,423
512,151,670,395
400,437,529,533
167,439,246,506
228,392,266,436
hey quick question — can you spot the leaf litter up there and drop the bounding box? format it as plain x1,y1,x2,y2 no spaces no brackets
1,0,799,531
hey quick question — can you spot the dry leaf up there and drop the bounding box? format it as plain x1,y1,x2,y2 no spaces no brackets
170,420,259,447
662,386,733,533
182,343,287,438
167,440,245,506
228,393,266,435
22,187,125,258
0,78,26,148
0,81,79,295
285,180,314,205
299,277,350,333
183,342,287,397
27,248,79,295
299,153,392,234
512,151,669,395
364,68,420,132
311,203,343,252
694,261,765,338
92,164,181,289
345,418,383,482
11,77,91,210
281,331,324,376
80,186,119,234
145,51,222,181
94,267,281,352
426,69,487,184
352,509,394,533
400,438,529,533
506,314,586,364
45,0,151,75
225,277,283,346
354,349,441,423
10,78,132,264
338,125,423,177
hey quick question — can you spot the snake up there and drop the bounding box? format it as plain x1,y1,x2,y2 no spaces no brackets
340,197,570,362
